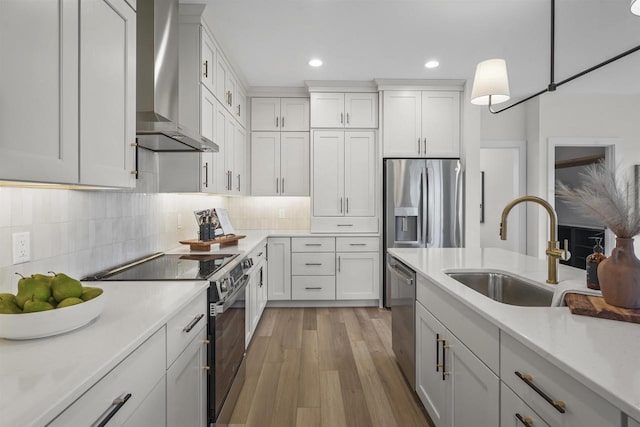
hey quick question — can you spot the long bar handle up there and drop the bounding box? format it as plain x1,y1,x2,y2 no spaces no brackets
203,162,209,188
95,393,132,427
237,174,241,192
305,287,322,290
305,263,322,266
338,256,341,272
515,414,534,427
276,116,279,128
282,116,285,128
282,177,285,194
305,243,322,246
183,314,205,333
341,112,344,124
515,371,566,413
346,197,349,214
276,177,279,193
418,138,421,154
204,60,208,78
442,341,450,380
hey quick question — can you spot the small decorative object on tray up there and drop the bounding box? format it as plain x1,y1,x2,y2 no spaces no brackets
557,162,640,308
182,208,243,251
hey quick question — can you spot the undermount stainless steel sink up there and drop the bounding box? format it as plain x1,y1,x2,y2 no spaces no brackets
445,271,554,307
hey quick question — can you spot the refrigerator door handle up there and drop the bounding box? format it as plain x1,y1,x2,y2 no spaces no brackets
422,167,428,246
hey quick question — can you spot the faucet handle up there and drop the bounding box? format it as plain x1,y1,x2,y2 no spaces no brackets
561,239,572,261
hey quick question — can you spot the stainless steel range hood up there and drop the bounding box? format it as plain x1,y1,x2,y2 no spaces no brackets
136,0,218,152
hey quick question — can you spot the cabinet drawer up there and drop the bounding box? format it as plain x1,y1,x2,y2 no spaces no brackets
292,253,335,275
501,382,550,427
501,333,621,427
167,291,208,368
310,216,379,233
49,328,166,426
292,237,335,252
336,237,379,252
416,275,499,374
292,276,336,300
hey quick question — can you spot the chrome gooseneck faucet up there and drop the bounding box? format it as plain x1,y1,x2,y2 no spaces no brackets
499,196,571,284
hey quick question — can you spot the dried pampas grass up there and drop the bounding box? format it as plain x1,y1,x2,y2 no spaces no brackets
556,162,640,238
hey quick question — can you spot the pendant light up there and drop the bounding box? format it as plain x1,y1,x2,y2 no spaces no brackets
471,0,640,114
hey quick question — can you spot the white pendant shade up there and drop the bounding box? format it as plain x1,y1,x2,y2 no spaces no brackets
470,59,511,106
632,0,640,16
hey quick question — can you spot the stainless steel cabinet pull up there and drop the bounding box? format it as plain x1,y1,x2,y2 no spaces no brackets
183,313,205,333
305,287,322,290
237,174,241,191
204,60,208,78
257,252,264,257
349,243,366,246
515,371,566,413
418,138,421,154
338,256,341,272
95,393,132,427
346,197,349,214
515,414,534,427
237,104,241,116
305,263,322,266
276,116,279,128
203,162,209,187
423,138,427,154
282,177,285,194
340,197,343,213
346,112,350,124
276,177,279,193
282,116,285,128
336,224,353,227
305,243,322,246
341,112,344,124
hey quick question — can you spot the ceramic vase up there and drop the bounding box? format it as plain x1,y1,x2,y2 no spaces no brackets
598,238,640,309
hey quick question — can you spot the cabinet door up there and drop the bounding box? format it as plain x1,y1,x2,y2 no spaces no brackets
200,29,216,95
213,102,227,193
281,98,310,131
251,132,281,196
421,91,460,157
215,53,228,106
0,0,79,184
416,302,447,426
336,252,379,300
259,263,268,313
251,98,281,131
267,238,291,300
630,418,640,427
344,93,378,128
123,376,166,427
446,330,499,427
246,272,258,346
313,131,344,217
225,73,237,112
167,328,208,427
236,86,246,128
310,93,345,128
224,112,236,194
281,132,310,196
234,125,246,195
80,0,136,187
201,152,214,193
344,132,376,217
200,88,216,144
382,91,422,158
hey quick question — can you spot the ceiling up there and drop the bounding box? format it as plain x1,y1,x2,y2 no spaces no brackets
184,0,640,98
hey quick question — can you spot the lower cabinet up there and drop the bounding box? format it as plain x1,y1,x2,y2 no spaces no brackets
415,300,499,427
336,252,379,299
122,376,167,427
166,328,208,427
267,237,291,300
501,382,550,427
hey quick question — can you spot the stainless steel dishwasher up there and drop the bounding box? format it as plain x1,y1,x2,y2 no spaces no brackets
388,254,417,389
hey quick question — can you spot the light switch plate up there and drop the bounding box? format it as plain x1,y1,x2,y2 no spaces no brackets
12,232,31,264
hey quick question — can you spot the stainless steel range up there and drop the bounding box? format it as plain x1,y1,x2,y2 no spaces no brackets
84,252,250,425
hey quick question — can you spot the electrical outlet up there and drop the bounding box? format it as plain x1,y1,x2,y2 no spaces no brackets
12,232,30,264
177,214,183,229
278,208,286,219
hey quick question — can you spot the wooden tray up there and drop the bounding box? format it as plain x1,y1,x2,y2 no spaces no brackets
179,235,246,251
564,293,640,324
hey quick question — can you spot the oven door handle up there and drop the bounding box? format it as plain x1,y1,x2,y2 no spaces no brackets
214,278,248,315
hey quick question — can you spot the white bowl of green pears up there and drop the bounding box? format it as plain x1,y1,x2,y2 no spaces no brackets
0,272,105,340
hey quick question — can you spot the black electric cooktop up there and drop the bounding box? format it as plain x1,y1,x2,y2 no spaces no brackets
84,253,238,281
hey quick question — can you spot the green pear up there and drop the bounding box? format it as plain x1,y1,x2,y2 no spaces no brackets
50,272,83,303
15,274,51,309
56,297,84,309
0,293,17,305
22,296,54,313
31,274,54,288
0,299,22,314
48,296,57,307
80,287,103,301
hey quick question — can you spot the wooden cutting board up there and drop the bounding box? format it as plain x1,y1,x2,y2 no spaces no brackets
564,293,640,324
179,235,246,251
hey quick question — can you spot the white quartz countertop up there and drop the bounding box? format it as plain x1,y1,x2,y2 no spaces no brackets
0,280,209,427
388,247,640,421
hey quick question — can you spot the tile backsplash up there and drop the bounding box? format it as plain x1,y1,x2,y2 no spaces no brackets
227,197,310,230
0,187,227,293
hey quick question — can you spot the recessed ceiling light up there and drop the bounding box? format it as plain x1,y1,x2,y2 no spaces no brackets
308,59,323,67
424,60,440,69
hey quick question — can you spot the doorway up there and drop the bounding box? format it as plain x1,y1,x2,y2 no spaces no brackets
480,141,527,254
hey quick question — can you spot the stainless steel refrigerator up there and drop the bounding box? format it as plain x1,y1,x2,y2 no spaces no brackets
383,158,464,307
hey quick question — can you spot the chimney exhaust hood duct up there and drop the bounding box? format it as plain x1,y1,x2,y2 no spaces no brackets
136,0,218,153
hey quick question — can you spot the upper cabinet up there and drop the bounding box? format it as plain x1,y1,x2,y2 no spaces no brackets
251,132,309,196
310,93,378,129
251,98,310,131
383,90,460,158
0,0,135,188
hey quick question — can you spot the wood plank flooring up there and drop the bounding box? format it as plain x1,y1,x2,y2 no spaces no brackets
226,307,434,427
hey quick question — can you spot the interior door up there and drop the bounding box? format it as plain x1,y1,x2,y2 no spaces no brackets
344,93,378,128
344,131,376,216
280,132,310,196
280,98,310,131
313,131,344,217
382,91,421,157
251,132,280,196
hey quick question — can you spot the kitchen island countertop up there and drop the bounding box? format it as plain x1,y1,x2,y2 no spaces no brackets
388,247,640,422
0,280,209,427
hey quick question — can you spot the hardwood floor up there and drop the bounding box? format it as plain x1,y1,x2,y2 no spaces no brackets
226,307,434,427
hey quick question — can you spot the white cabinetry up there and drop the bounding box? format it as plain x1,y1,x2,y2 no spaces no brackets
267,238,291,300
0,0,135,187
312,131,377,233
336,237,380,300
310,92,378,128
251,132,309,196
383,90,460,158
246,244,267,346
251,98,310,131
630,417,640,427
501,383,550,427
415,301,499,427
